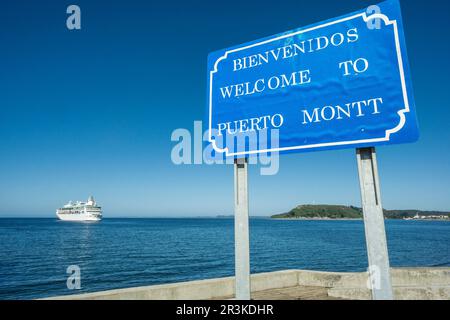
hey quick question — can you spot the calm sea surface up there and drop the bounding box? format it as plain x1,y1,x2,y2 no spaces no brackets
0,218,448,299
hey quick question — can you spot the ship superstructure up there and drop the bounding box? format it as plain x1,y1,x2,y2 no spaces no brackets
56,196,102,221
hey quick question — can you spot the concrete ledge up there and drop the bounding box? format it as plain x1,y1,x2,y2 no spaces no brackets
44,267,450,300
327,267,450,300
391,268,450,287
296,270,368,288
251,270,299,292
50,276,236,300
328,286,450,300
48,270,300,300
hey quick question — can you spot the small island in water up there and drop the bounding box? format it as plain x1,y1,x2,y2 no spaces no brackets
271,204,450,220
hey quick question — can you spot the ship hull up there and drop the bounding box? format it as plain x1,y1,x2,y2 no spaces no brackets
56,212,101,222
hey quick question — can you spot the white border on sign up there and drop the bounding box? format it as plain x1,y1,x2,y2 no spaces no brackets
208,13,410,156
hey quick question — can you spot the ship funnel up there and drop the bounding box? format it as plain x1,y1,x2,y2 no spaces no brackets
87,196,95,206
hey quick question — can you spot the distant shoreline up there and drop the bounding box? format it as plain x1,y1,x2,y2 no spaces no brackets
271,217,361,221
270,204,450,221
271,217,450,222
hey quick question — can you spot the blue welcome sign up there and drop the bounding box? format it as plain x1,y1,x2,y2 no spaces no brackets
206,0,419,157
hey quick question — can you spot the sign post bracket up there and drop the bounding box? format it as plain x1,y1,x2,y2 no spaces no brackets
234,157,251,300
356,147,394,300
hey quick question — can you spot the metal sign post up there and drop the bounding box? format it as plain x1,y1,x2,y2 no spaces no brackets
356,147,393,300
234,158,250,299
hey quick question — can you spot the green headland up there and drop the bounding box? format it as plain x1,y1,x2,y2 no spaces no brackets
271,204,450,220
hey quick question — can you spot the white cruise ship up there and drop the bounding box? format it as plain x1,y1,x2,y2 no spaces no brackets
56,196,102,221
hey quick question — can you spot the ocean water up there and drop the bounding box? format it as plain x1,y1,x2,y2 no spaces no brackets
0,218,448,300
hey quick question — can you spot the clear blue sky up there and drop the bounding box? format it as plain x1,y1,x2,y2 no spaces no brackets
0,0,449,217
